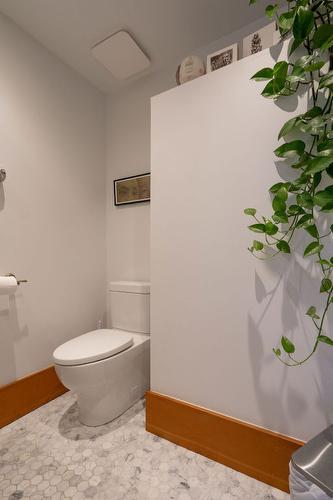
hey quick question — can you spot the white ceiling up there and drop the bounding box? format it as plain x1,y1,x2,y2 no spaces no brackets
0,0,265,93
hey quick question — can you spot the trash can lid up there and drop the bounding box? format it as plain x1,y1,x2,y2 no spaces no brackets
292,424,333,498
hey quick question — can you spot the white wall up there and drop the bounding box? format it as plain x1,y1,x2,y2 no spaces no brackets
151,44,333,442
0,13,106,385
106,17,268,284
106,70,174,283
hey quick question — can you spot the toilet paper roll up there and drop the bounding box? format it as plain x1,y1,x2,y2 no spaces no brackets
0,275,18,295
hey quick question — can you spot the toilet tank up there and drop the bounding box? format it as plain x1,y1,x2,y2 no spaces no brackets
108,281,150,333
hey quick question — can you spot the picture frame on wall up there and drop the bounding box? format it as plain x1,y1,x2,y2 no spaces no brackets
242,22,277,59
114,173,150,206
206,44,238,73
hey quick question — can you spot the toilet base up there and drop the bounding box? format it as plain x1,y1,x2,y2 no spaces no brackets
77,377,149,427
78,394,144,427
55,333,150,427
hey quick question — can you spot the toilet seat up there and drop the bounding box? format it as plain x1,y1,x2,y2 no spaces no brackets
53,329,133,366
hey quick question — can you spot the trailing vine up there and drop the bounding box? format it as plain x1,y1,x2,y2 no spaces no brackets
246,0,333,365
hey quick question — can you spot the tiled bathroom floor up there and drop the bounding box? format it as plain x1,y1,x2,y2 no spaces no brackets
0,392,289,500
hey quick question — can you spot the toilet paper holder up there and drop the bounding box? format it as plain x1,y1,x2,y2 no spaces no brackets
5,273,28,285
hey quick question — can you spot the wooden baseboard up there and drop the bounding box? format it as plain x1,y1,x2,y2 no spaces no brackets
146,391,304,493
0,366,68,428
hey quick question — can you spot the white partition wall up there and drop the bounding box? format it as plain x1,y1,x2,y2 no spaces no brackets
150,44,333,442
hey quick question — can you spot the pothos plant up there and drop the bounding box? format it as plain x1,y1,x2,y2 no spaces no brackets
245,0,333,366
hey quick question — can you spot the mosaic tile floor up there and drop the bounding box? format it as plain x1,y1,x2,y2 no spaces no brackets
0,392,289,499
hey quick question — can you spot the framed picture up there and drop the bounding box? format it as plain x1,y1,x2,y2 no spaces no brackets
114,173,150,206
242,22,276,58
206,44,238,73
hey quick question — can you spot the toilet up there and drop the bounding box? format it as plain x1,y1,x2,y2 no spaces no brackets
53,281,150,426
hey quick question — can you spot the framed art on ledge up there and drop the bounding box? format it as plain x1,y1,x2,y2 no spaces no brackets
206,44,238,72
114,173,150,206
242,22,276,58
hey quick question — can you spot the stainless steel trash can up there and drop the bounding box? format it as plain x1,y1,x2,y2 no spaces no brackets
290,424,333,499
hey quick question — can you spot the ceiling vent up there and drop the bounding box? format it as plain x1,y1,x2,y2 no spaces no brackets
91,30,150,80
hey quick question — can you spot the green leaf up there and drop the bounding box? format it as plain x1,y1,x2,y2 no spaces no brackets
306,306,320,319
306,156,333,175
313,172,322,190
273,348,281,357
281,336,295,354
276,186,288,201
249,223,266,233
314,189,333,207
244,208,257,216
294,54,315,69
320,278,332,293
321,202,333,212
269,182,285,193
302,106,323,120
266,4,278,18
305,224,319,238
326,165,333,178
317,140,333,157
313,24,333,51
272,211,289,223
279,11,295,32
295,214,312,228
304,60,325,72
304,241,323,257
289,38,303,55
287,204,305,215
293,6,314,42
277,240,291,253
261,78,285,99
249,0,257,4
318,259,333,267
319,71,333,89
297,192,313,209
251,67,274,81
278,117,299,139
272,195,286,213
265,221,278,235
318,335,333,346
253,240,264,251
274,61,288,80
274,140,305,158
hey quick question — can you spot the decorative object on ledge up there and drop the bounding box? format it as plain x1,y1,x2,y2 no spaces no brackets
0,169,6,183
206,44,238,73
176,55,206,85
114,173,150,206
242,22,277,59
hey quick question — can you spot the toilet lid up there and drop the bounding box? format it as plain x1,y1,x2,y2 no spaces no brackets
53,329,134,366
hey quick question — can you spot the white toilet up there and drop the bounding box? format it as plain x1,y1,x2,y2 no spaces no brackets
53,281,150,427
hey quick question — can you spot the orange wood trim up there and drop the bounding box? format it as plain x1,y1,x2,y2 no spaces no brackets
0,366,68,428
146,391,304,493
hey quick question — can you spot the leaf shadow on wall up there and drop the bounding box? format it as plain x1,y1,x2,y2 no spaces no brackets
0,295,29,383
248,236,333,437
248,263,291,434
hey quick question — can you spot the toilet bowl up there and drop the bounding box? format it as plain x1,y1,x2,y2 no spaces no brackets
53,281,150,426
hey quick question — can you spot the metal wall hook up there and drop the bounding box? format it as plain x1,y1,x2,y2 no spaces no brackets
0,169,6,183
